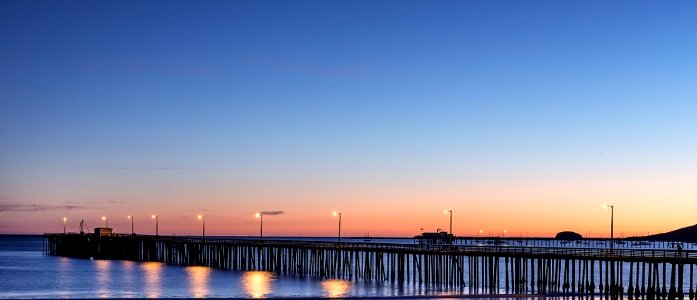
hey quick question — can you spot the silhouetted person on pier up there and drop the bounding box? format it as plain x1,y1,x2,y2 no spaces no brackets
676,244,682,257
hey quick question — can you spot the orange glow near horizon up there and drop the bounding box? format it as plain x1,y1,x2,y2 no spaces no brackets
16,200,693,238
2,171,696,237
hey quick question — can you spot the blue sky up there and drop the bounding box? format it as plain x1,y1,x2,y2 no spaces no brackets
1,1,697,235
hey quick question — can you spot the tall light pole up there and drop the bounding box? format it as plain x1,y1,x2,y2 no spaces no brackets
255,213,263,240
198,215,205,238
127,216,134,235
443,209,453,235
333,211,342,243
102,216,108,228
63,217,67,234
605,205,614,253
605,204,615,293
152,214,158,236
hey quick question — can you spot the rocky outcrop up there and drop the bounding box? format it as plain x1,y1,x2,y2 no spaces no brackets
626,224,697,242
555,231,583,240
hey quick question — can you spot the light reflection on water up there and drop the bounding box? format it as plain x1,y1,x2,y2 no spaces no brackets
141,262,162,298
186,266,210,298
120,260,135,296
94,260,110,298
56,257,72,298
242,271,274,298
321,279,351,298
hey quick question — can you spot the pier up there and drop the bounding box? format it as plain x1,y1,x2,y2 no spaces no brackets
44,234,697,299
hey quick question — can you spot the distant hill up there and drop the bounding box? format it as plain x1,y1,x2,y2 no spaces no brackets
555,231,582,240
626,224,697,242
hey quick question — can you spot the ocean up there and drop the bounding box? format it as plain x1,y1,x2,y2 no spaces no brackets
1,235,693,299
0,235,477,299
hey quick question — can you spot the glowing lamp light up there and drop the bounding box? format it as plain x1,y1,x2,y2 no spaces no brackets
127,215,134,235
332,211,342,243
198,215,205,238
151,214,159,236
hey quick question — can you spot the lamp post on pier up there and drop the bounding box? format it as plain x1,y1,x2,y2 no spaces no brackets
127,215,134,235
604,204,616,294
151,214,158,237
605,205,614,253
101,216,108,228
198,215,205,238
63,217,67,234
444,209,453,244
255,213,263,240
333,211,342,243
443,209,453,235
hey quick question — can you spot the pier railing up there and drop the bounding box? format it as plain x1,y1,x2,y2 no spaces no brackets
51,234,695,260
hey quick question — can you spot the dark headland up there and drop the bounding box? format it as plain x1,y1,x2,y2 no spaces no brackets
627,224,697,242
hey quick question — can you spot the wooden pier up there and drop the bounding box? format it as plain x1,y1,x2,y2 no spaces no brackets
44,234,697,298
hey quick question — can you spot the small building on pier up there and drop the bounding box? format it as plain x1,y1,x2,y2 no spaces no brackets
94,227,113,236
415,231,453,245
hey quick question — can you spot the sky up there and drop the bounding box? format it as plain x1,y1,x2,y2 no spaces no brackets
1,0,697,237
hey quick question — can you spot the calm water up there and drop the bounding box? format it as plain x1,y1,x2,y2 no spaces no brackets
1,235,693,299
0,235,470,299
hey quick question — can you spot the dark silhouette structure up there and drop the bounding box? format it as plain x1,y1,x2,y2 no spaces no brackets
414,231,454,245
627,224,697,243
555,231,583,240
44,233,697,298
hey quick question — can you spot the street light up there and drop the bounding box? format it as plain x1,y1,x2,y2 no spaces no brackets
605,205,614,253
503,229,507,238
63,217,67,234
605,204,616,293
255,213,263,240
151,214,158,236
443,209,453,235
127,216,134,235
333,211,342,243
101,216,108,228
198,215,205,238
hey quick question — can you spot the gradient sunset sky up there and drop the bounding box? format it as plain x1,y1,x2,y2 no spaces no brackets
2,1,696,237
